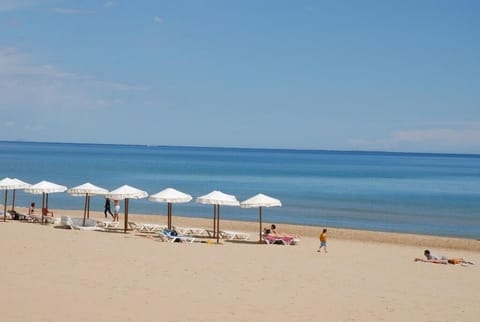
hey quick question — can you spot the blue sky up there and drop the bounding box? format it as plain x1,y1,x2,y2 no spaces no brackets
1,0,479,153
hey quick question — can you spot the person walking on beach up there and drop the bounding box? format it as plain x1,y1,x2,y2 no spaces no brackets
113,199,120,222
318,228,328,253
104,198,113,218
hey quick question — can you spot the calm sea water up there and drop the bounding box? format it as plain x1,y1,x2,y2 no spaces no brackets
1,141,479,239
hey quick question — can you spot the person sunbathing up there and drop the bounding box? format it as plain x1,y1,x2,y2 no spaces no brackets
414,249,475,266
263,224,300,242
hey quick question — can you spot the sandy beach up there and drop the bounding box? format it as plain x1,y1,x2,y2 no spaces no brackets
1,208,479,322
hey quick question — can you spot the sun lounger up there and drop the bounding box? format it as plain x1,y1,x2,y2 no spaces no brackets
157,229,196,243
128,221,165,233
99,221,120,230
60,216,102,231
42,216,61,225
25,213,41,223
205,229,250,240
219,230,250,240
263,234,300,245
173,226,208,236
3,211,12,220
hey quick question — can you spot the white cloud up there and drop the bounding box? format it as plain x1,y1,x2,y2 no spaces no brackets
104,1,114,7
154,16,163,24
0,0,42,12
392,128,480,145
349,124,480,153
0,47,148,112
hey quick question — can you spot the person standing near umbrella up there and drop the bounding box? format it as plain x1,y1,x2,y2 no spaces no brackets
113,199,120,222
104,198,113,218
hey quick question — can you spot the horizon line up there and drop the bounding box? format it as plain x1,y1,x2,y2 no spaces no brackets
2,139,479,158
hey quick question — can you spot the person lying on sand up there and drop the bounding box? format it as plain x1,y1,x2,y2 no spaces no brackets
414,249,475,266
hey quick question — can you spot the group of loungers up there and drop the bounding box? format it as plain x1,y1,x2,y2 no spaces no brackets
4,211,300,245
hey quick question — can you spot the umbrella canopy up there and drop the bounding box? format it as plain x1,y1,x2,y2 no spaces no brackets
67,183,108,226
149,187,192,229
24,180,67,223
106,185,148,233
196,190,240,243
0,177,17,189
67,182,109,196
25,180,67,194
241,193,282,243
0,177,31,221
196,190,240,206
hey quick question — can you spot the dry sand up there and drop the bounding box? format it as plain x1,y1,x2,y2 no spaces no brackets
0,208,479,322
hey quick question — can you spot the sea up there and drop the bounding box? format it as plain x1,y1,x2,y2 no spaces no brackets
1,141,479,239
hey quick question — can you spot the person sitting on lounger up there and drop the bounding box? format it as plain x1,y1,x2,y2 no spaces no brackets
42,207,54,217
268,224,298,238
28,202,36,215
270,224,279,234
414,249,475,266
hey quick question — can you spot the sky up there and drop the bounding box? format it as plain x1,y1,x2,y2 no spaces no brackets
0,0,479,154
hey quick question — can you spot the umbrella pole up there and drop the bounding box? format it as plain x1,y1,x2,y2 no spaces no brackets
3,190,7,221
259,207,263,244
216,205,220,244
168,203,172,230
87,195,91,219
212,205,216,238
42,193,46,224
83,195,88,226
124,198,129,233
12,189,16,211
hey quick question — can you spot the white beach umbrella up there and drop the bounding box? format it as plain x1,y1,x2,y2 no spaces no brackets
0,177,31,221
106,185,148,233
149,187,192,229
196,190,240,243
67,183,109,226
241,193,282,243
24,180,67,223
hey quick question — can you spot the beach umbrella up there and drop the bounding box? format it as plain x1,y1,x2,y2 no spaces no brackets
240,193,282,243
24,180,67,223
196,190,240,243
67,183,108,226
149,187,192,230
105,185,148,233
0,177,31,221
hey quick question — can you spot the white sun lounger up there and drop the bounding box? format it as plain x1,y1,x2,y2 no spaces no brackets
204,229,250,240
129,221,165,233
220,230,250,240
99,221,120,230
42,216,61,225
157,229,196,243
22,213,41,223
173,226,208,236
60,216,102,231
